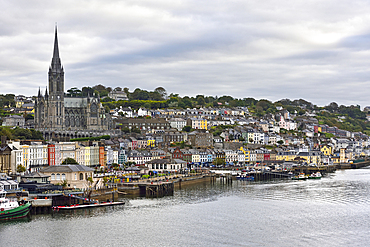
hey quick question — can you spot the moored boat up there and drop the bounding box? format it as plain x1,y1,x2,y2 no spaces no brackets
308,172,322,179
0,189,31,220
292,173,308,180
236,175,254,181
53,201,125,210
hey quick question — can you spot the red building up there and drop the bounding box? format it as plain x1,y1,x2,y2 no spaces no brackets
48,144,55,166
172,147,183,160
99,146,105,167
263,153,270,161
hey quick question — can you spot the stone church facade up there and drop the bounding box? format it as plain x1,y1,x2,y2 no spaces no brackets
35,27,112,131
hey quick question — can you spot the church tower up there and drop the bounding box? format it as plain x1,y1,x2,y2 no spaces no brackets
47,25,65,130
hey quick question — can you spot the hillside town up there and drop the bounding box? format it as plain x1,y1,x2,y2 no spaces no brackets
1,97,370,191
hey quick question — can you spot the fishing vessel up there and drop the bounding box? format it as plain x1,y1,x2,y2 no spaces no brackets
0,189,31,220
308,172,322,179
292,173,308,180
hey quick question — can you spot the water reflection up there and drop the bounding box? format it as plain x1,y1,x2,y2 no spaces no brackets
1,168,370,247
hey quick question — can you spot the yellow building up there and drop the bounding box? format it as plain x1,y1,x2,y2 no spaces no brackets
340,148,346,163
296,151,322,165
147,139,156,148
239,147,250,162
188,118,208,130
276,151,297,161
320,145,333,156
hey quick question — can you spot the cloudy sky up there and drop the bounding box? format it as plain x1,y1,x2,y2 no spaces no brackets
1,0,370,107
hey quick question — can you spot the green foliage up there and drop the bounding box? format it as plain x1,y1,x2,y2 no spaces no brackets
210,125,236,136
121,127,130,133
0,127,43,140
131,127,141,133
213,158,225,166
0,94,15,108
61,180,68,188
66,87,82,97
182,126,192,132
62,157,79,165
17,165,27,173
70,135,110,142
323,132,335,138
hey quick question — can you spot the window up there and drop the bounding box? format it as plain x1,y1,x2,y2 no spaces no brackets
56,173,60,180
80,173,83,180
51,173,55,180
75,173,77,180
62,174,66,180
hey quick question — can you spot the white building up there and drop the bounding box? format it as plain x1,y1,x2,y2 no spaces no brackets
168,118,186,131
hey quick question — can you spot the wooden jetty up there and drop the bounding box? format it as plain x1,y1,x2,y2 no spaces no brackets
138,182,174,198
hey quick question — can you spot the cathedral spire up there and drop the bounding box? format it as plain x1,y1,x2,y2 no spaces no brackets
53,24,59,59
51,24,62,71
38,87,41,97
45,87,48,98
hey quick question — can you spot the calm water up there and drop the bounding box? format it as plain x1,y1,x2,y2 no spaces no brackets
1,168,370,247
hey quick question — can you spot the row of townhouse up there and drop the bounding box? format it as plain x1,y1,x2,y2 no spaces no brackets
0,140,122,175
111,107,249,119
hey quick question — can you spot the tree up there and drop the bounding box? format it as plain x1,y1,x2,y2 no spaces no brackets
66,87,82,97
17,165,26,173
196,95,205,106
81,86,94,96
131,127,141,133
182,126,192,132
154,87,167,100
213,158,225,167
121,127,130,133
61,179,68,188
62,157,79,165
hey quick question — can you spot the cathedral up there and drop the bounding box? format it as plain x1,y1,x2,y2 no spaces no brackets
35,27,112,131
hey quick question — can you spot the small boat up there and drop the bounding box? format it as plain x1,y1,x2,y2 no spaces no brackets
53,201,125,210
236,175,254,181
308,172,322,179
292,173,308,180
0,189,31,220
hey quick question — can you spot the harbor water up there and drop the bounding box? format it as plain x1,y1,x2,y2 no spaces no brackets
1,168,370,246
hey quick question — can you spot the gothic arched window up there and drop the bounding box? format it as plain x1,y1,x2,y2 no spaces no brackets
90,103,97,117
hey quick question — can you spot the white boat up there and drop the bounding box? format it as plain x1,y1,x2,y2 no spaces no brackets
308,172,322,179
0,189,32,220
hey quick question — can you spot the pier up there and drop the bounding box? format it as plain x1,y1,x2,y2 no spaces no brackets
139,182,174,197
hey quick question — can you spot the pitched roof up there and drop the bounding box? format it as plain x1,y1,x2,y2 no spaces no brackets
40,165,94,173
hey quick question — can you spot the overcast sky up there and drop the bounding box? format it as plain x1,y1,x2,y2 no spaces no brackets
1,0,370,107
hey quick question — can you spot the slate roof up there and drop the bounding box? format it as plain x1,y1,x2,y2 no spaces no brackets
22,171,50,178
40,165,94,173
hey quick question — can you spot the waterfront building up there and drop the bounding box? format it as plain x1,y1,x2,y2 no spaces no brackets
40,164,95,189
